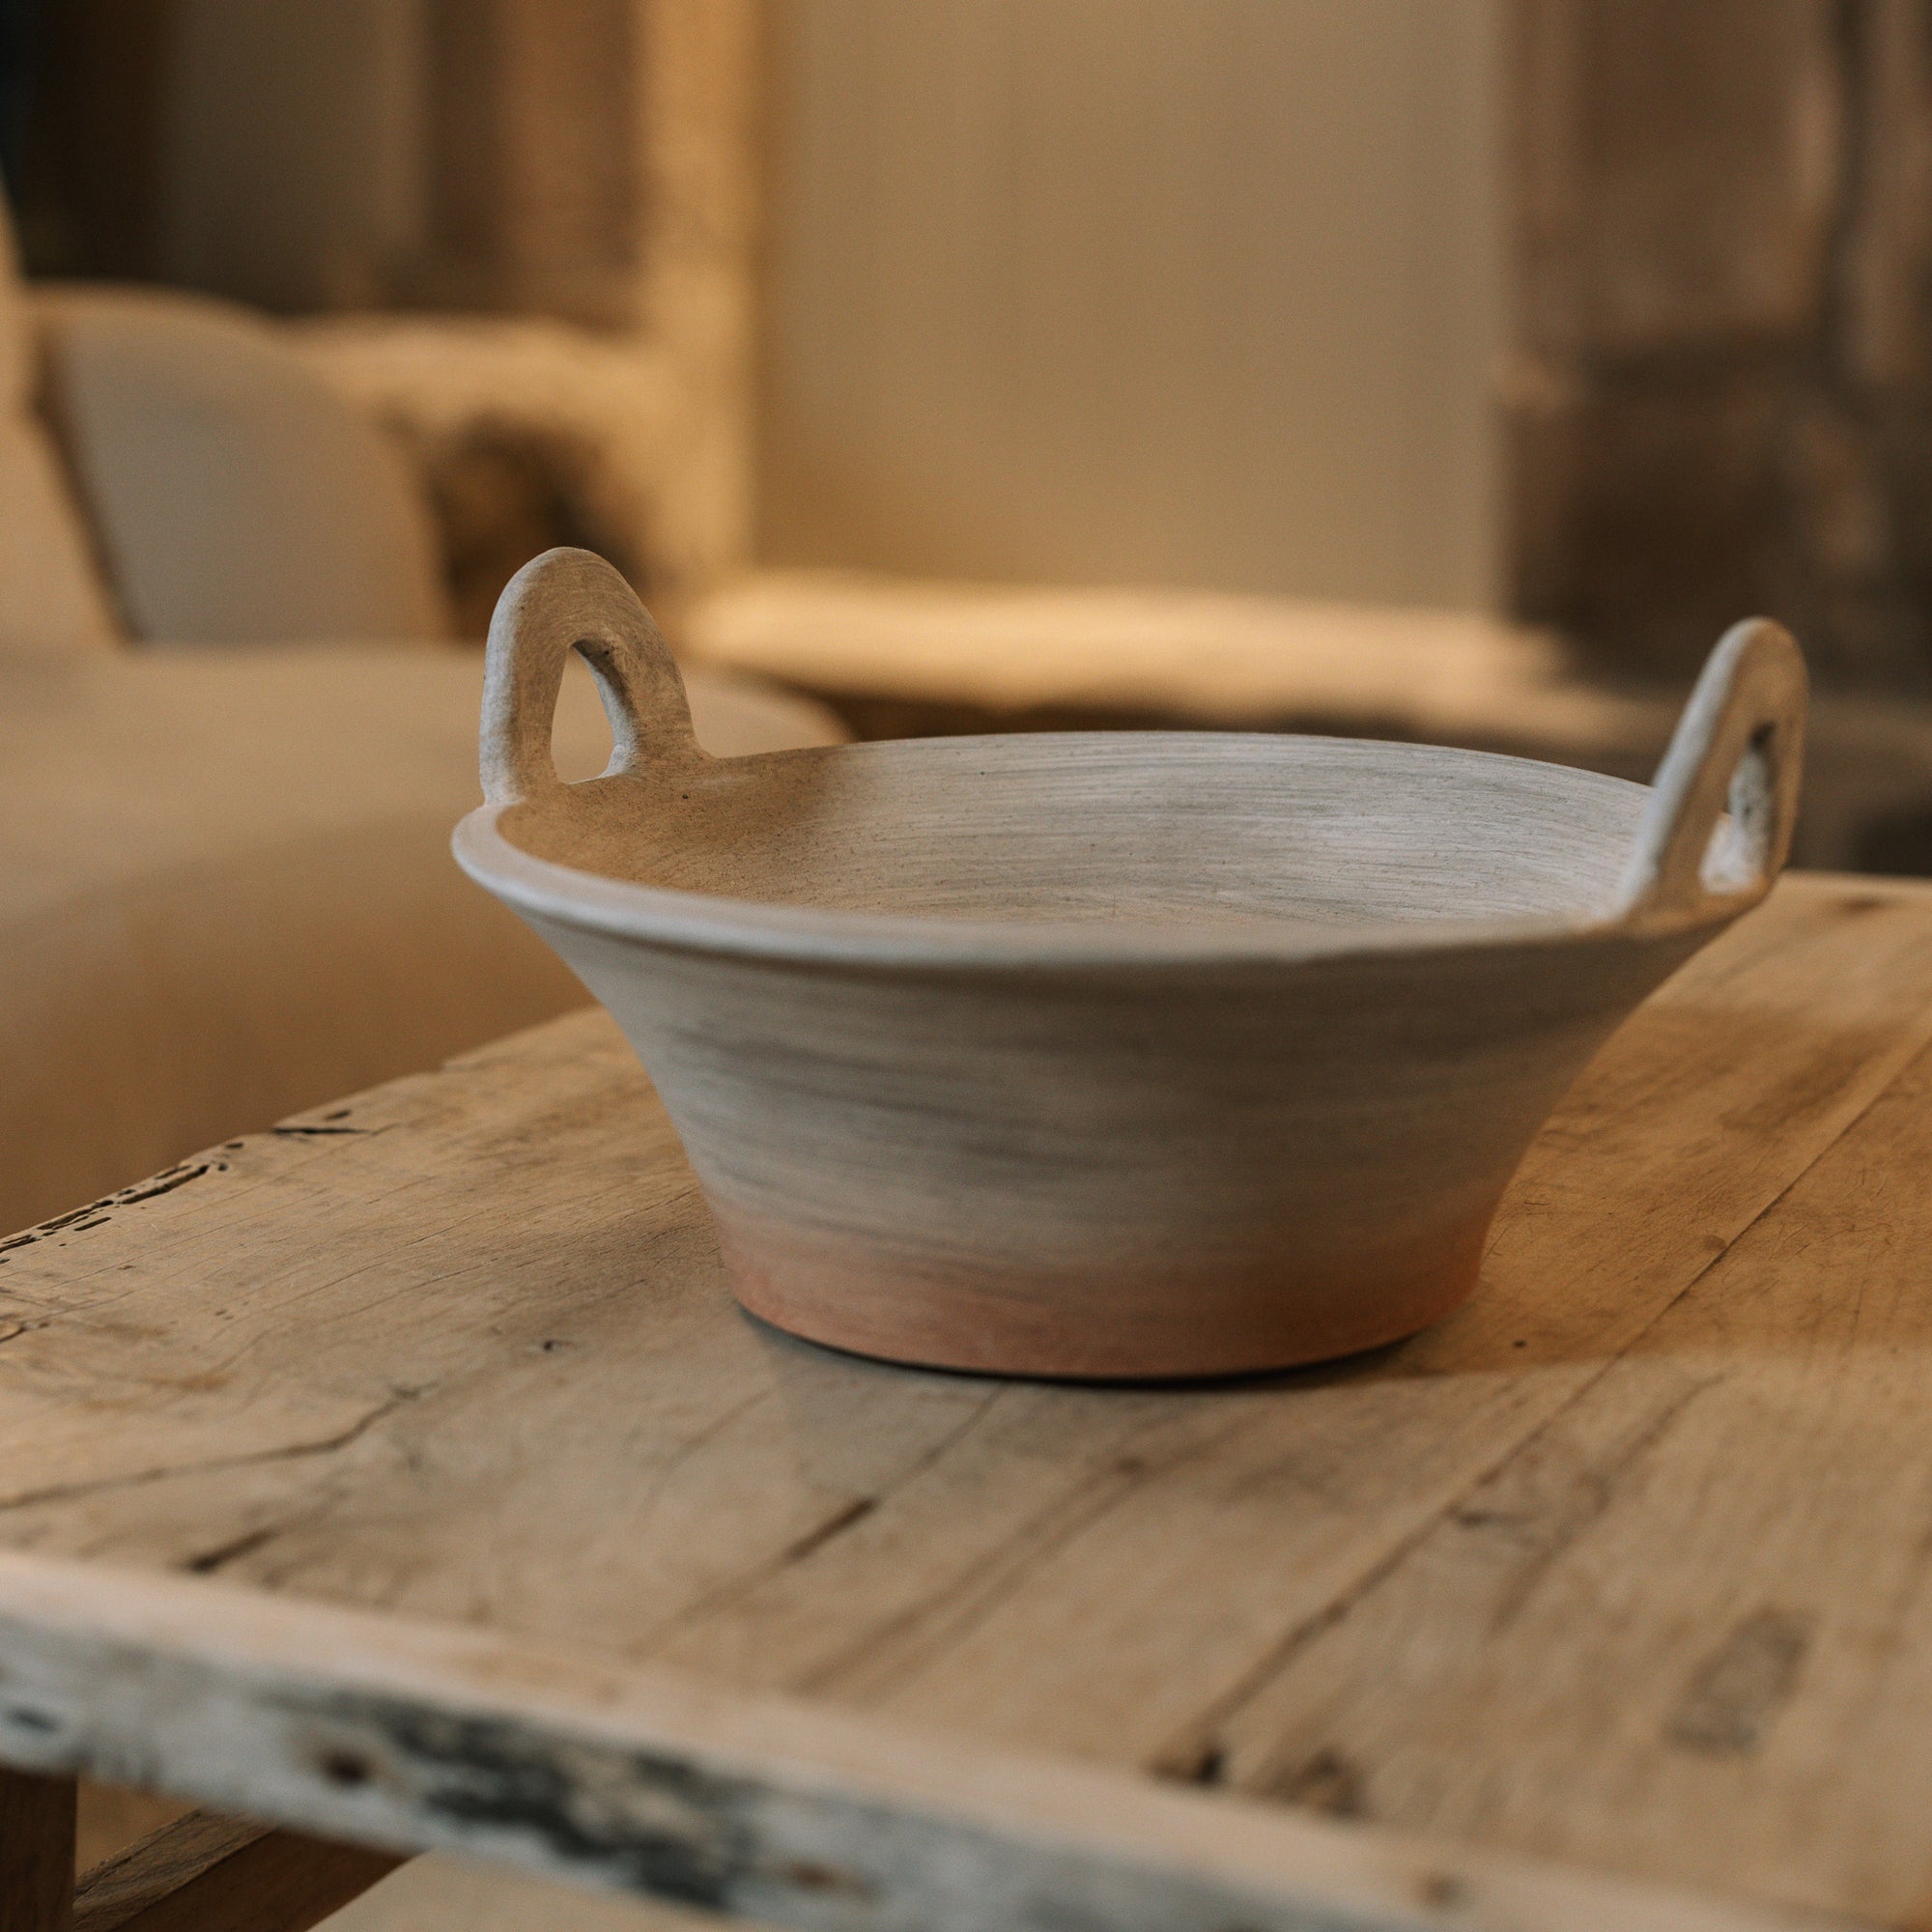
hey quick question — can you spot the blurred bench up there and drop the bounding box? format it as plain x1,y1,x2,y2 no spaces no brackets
689,569,1932,875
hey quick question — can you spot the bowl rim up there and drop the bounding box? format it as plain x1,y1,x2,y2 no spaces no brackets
453,730,1726,972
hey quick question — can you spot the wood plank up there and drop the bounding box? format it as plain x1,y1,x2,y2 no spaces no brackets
0,1549,1850,1932
0,1766,74,1931
1187,1024,1932,1926
75,1785,187,1876
72,1807,404,1932
0,875,1928,1924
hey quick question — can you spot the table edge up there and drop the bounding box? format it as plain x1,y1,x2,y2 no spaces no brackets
0,1550,1860,1932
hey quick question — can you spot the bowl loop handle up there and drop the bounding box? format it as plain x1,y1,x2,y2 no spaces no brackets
1616,618,1808,929
480,547,701,807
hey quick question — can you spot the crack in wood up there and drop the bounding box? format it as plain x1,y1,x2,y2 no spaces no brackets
0,1390,417,1518
1666,1609,1811,1756
647,1386,1009,1650
0,1166,218,1256
1263,1746,1370,1819
778,1497,877,1566
793,1406,1257,1702
1473,1374,1720,1639
182,1525,283,1578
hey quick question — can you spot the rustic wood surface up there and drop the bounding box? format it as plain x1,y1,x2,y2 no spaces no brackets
70,1807,403,1932
0,1768,74,1930
0,873,1929,1929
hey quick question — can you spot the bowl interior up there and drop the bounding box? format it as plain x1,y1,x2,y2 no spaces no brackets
496,732,1649,930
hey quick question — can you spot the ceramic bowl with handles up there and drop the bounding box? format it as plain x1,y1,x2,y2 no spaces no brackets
454,549,1806,1378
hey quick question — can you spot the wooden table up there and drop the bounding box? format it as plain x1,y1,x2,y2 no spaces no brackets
4,872,1932,1932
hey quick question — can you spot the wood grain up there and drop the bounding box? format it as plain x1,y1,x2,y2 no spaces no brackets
0,875,1928,1926
72,1807,403,1932
0,1767,74,1931
74,1786,186,1876
1196,1031,1932,1921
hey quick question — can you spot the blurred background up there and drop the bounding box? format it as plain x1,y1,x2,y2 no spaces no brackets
10,3,1932,781
5,7,1931,1918
11,6,1932,1179
12,1,1932,815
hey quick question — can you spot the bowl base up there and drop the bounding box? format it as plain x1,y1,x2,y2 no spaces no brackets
712,1208,1493,1381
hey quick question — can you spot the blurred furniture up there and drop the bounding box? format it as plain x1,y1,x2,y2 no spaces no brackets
35,282,452,645
687,570,1932,876
14,0,765,637
0,202,841,1242
687,572,1637,745
293,311,698,639
2,873,1931,1931
231,3,1932,882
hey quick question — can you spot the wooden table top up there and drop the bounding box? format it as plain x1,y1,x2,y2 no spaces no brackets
3,871,1931,1932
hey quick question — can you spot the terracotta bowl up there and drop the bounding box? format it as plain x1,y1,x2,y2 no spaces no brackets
454,550,1807,1379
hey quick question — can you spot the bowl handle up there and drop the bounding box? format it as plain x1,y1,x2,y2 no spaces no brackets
1616,618,1808,928
480,547,700,807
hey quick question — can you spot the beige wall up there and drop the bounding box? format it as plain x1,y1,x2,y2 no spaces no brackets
760,0,1506,611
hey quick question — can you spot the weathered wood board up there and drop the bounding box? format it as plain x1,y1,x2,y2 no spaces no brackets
0,1766,73,1930
70,1804,401,1932
1,874,1930,1930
